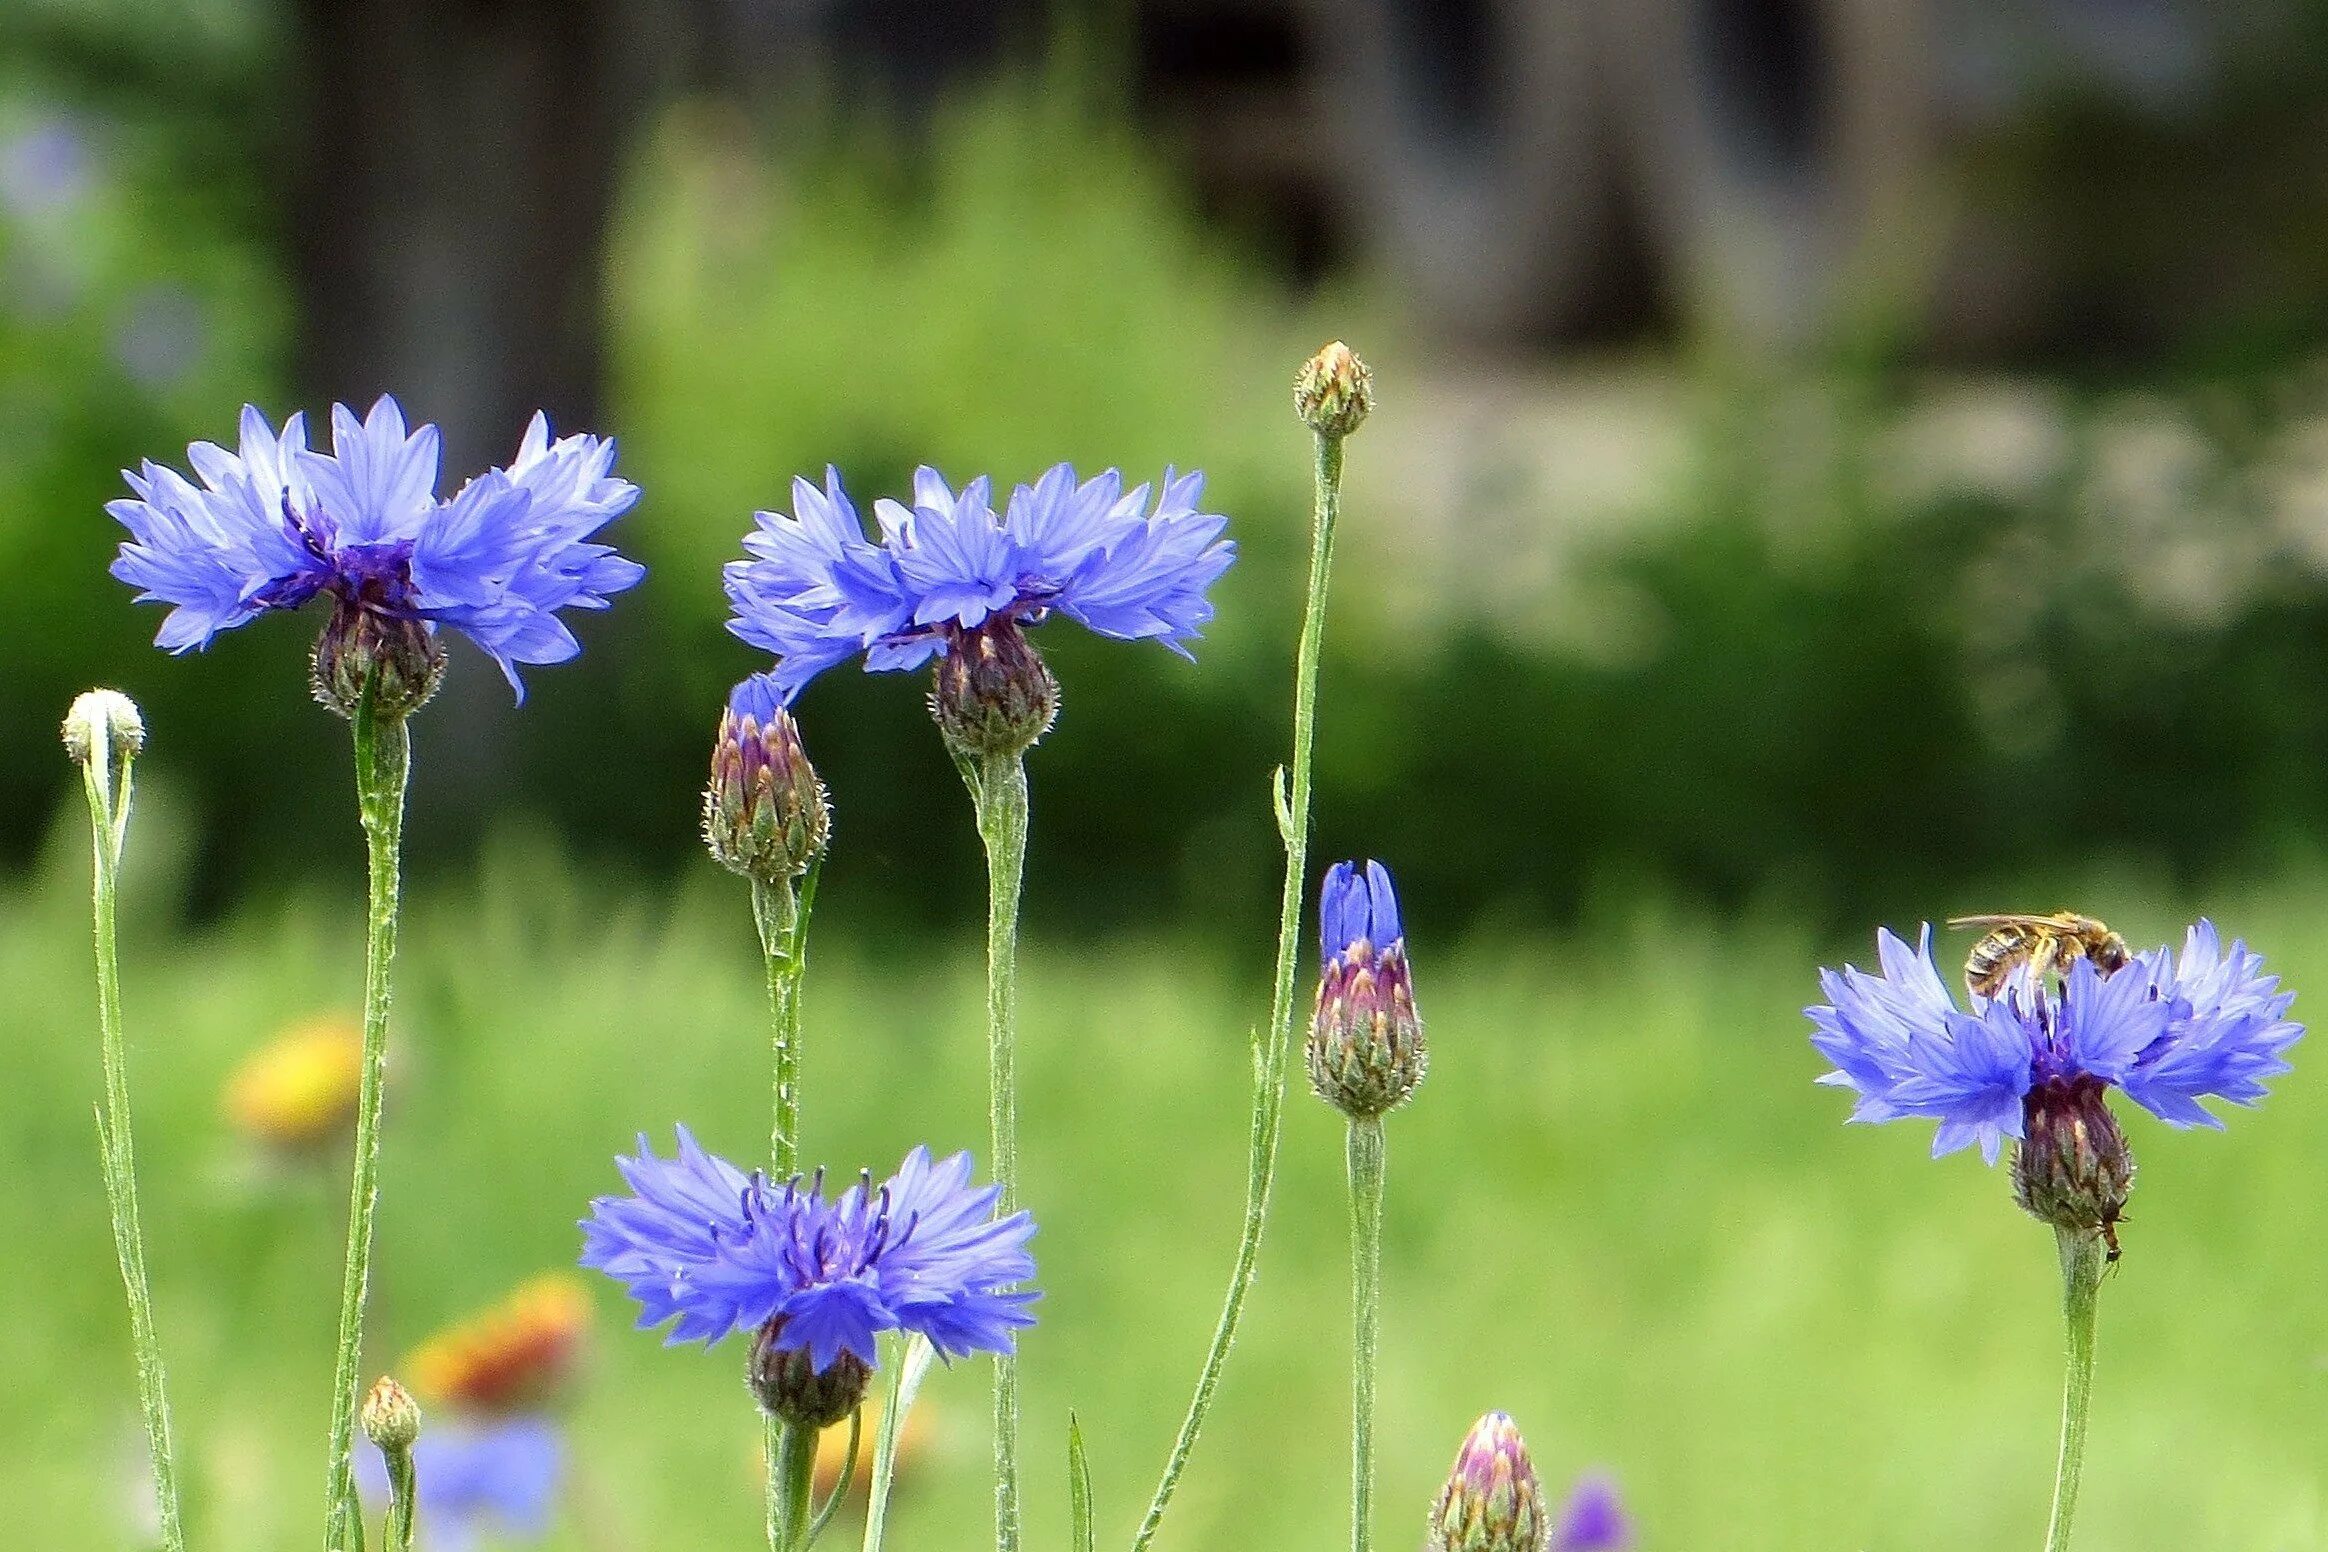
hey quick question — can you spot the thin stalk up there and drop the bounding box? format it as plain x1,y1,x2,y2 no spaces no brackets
1131,429,1345,1552
324,686,411,1552
806,1409,864,1547
382,1445,417,1552
862,1336,938,1552
753,871,806,1552
78,730,186,1552
1345,1117,1385,1552
2042,1227,2106,1552
970,751,1031,1552
772,1422,817,1552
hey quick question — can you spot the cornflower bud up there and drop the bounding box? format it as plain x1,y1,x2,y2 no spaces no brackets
705,673,829,882
361,1375,422,1453
62,688,145,766
1295,340,1373,438
748,1316,871,1429
1309,859,1425,1119
1429,1411,1547,1552
2013,1074,2135,1257
929,617,1058,762
311,600,445,721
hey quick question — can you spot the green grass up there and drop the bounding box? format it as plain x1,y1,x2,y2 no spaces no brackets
5,817,2324,1551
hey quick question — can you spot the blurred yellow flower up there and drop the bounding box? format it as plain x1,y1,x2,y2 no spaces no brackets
223,1018,363,1150
409,1275,591,1413
812,1397,931,1502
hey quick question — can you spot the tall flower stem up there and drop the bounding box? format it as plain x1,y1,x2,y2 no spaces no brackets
1345,1116,1385,1552
969,751,1031,1552
75,713,186,1552
753,869,814,1552
770,1422,817,1552
862,1335,938,1552
1132,426,1346,1552
324,685,411,1552
2042,1227,2106,1552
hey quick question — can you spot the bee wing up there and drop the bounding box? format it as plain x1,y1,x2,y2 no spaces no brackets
1946,913,2063,932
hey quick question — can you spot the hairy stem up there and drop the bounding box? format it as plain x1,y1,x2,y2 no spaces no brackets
2042,1227,2106,1552
1345,1117,1385,1552
79,737,186,1552
971,752,1031,1552
862,1336,937,1552
324,690,411,1552
771,1422,817,1552
753,869,811,1552
1131,429,1344,1552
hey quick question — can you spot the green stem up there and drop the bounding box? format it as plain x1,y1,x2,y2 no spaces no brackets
1131,429,1344,1552
2042,1227,2106,1552
383,1446,417,1552
1345,1117,1385,1552
324,690,411,1552
771,1422,817,1552
862,1336,937,1552
78,737,187,1552
970,752,1030,1552
807,1409,864,1547
753,870,810,1552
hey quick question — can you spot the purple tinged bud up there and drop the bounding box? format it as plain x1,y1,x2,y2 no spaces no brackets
1429,1412,1547,1552
929,617,1059,761
2013,1074,2135,1254
311,601,445,721
1552,1474,1632,1552
747,1316,870,1427
1309,859,1425,1119
705,673,829,883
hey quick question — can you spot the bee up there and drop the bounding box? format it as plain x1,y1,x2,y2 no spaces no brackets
1946,912,2132,1001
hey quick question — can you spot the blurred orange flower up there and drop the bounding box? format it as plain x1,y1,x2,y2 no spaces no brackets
223,1018,363,1151
409,1275,591,1413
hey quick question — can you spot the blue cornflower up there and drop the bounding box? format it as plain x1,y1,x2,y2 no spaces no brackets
580,1130,1037,1374
1311,859,1424,1119
356,1416,561,1552
724,463,1234,704
1552,1474,1633,1552
109,398,643,698
1808,920,2301,1164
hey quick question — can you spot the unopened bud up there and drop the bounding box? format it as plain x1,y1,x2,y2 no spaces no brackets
1295,341,1372,438
361,1375,422,1452
1309,859,1425,1119
2014,1076,2135,1254
929,618,1058,762
705,673,830,882
748,1317,871,1428
63,689,145,766
312,602,445,720
1429,1411,1547,1552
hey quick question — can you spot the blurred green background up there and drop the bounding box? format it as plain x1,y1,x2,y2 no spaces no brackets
4,0,2326,1547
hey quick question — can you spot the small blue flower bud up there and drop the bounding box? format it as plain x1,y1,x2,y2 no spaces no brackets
311,600,444,720
361,1375,422,1452
1309,859,1425,1119
705,674,829,882
62,688,144,765
929,618,1058,761
1429,1411,1546,1552
2014,1075,2135,1256
748,1316,870,1428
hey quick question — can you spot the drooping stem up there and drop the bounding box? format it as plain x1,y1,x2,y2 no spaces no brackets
324,686,411,1552
2042,1227,2106,1552
1345,1116,1385,1552
969,751,1031,1552
769,1422,817,1552
1131,428,1345,1552
862,1336,938,1552
77,728,187,1552
753,869,811,1552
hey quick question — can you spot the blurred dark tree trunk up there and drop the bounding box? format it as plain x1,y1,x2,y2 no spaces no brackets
285,0,666,474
